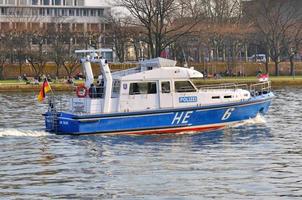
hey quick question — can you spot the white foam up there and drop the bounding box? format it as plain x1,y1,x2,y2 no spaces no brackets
0,128,50,137
232,114,266,128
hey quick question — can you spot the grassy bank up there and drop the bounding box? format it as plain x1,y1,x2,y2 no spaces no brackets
0,81,76,92
194,76,302,87
0,76,301,92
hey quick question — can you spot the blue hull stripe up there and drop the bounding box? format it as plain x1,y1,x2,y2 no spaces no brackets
72,97,273,120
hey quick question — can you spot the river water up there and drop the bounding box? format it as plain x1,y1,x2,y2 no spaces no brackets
0,88,301,199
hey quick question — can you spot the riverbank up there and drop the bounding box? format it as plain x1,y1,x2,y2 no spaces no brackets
0,76,301,92
0,82,75,92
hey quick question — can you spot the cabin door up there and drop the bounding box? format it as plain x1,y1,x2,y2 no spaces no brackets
159,81,173,108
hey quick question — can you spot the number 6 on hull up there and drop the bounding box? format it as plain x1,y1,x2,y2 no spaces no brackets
222,108,235,120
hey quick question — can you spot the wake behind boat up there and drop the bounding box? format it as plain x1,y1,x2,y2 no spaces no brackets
44,50,274,135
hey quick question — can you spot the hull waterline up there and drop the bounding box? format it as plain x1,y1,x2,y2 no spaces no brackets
45,94,273,135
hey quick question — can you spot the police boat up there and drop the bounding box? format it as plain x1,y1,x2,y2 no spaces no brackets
44,51,274,135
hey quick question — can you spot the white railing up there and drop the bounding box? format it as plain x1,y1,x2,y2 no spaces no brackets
112,67,141,78
249,81,271,96
195,81,271,96
195,83,249,91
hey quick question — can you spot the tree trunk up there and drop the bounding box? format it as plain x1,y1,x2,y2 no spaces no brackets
244,44,248,62
133,43,139,61
289,56,294,76
56,64,60,78
0,65,3,80
274,61,279,76
265,61,269,74
265,48,269,73
30,62,38,77
19,62,22,77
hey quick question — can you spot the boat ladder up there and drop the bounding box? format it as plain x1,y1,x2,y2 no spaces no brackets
48,98,60,133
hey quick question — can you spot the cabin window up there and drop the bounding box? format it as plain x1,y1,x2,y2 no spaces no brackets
212,96,220,99
174,81,196,93
112,80,120,98
129,82,157,95
161,81,170,93
224,95,232,99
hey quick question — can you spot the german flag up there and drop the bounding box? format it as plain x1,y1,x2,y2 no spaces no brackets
37,79,51,102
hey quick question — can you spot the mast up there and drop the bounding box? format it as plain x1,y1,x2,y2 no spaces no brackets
75,49,112,113
99,58,112,113
81,58,94,88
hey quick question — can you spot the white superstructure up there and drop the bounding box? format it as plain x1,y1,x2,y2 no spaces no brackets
71,52,251,114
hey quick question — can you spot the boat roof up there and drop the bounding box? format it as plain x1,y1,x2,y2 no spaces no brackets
112,57,203,81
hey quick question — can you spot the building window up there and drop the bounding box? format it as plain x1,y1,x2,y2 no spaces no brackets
7,7,14,15
32,0,38,5
32,8,39,15
97,9,103,17
55,0,60,5
19,0,26,5
62,9,67,16
90,9,94,16
0,8,4,15
76,9,80,16
43,0,49,5
65,0,72,6
54,8,59,16
39,8,44,15
129,82,157,95
68,9,74,16
46,8,51,15
0,0,3,4
77,0,83,6
6,0,15,5
174,81,196,93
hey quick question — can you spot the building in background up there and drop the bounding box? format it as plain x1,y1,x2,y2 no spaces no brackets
0,0,111,48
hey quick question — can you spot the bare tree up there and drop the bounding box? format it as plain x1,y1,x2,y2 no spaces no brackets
105,14,132,62
5,7,44,76
283,22,302,76
177,0,245,74
47,21,75,78
117,0,202,58
0,33,11,79
26,33,49,77
245,0,302,76
62,55,80,78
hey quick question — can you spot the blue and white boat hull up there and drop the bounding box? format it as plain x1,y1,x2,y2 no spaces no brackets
45,93,273,135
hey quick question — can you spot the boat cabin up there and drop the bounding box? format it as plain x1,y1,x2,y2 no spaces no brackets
71,56,250,114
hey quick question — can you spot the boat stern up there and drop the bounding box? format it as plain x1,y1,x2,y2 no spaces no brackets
44,112,80,134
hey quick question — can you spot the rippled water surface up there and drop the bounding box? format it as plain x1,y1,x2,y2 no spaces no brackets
0,88,302,199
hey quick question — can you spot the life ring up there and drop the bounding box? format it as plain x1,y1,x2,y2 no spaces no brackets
76,85,88,98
